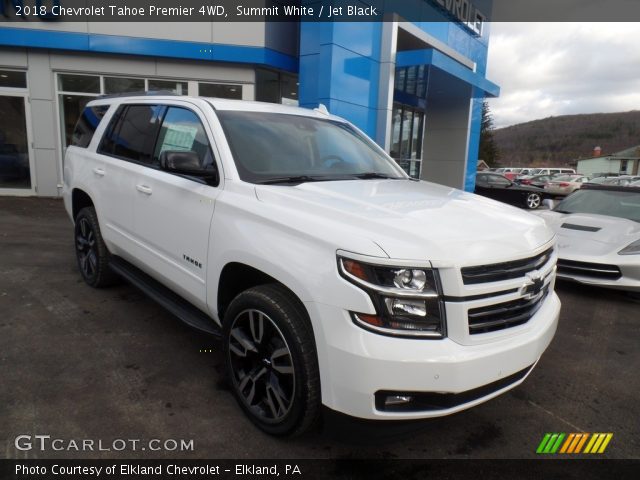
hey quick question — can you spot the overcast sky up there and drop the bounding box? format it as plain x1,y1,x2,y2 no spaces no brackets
486,23,640,129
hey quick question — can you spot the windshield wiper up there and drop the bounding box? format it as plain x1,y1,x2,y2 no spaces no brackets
258,175,334,185
352,172,398,180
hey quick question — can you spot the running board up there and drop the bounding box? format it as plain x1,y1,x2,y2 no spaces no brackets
109,256,222,337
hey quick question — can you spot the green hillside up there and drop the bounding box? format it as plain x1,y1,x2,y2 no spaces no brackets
493,110,640,167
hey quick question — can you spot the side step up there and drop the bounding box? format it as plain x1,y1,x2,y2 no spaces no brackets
109,256,222,338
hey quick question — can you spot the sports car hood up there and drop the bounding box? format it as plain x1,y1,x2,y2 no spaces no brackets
255,179,553,265
534,210,640,256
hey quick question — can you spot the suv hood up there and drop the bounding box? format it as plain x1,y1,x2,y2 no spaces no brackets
255,179,553,266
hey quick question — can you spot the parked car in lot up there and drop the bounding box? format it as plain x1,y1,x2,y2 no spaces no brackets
534,184,640,292
62,94,561,436
516,174,556,188
475,172,548,209
587,176,639,186
531,167,576,176
544,175,590,196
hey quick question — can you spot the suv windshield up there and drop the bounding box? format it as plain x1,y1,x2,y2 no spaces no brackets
216,110,407,184
554,188,640,222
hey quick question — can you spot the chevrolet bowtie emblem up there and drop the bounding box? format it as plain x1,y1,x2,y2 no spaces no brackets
522,271,544,299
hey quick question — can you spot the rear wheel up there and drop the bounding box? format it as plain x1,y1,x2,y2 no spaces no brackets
223,284,320,436
74,207,119,288
525,192,541,209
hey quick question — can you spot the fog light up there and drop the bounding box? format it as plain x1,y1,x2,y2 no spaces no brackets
385,395,413,407
385,298,427,317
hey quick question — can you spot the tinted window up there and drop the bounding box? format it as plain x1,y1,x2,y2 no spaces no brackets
71,105,109,148
99,105,163,163
154,107,215,168
216,111,405,184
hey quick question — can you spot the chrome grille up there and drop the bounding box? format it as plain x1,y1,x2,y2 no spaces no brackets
557,259,621,280
467,286,549,335
461,248,554,285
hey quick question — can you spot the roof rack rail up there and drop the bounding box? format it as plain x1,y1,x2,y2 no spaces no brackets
97,90,180,99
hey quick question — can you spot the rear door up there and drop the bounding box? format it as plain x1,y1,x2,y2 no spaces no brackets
94,103,164,260
132,102,222,311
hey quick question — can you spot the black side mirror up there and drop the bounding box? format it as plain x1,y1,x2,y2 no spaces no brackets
159,150,202,174
159,150,219,185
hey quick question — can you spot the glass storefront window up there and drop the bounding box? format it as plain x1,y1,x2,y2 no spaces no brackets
400,109,413,157
0,70,27,89
395,68,406,92
405,66,417,96
256,68,298,105
58,74,100,94
256,68,280,103
390,106,402,158
390,103,425,179
280,74,298,105
394,66,428,99
148,80,188,95
0,96,31,189
411,112,423,160
104,76,145,94
198,82,242,99
59,95,94,149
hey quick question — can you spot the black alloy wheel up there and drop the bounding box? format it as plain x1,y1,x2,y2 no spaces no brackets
228,309,296,422
74,207,118,287
223,284,321,436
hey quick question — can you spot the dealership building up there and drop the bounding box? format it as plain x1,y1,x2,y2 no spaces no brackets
0,1,499,197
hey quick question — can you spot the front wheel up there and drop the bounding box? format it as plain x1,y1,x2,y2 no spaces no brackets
74,207,119,288
223,284,320,436
525,192,542,209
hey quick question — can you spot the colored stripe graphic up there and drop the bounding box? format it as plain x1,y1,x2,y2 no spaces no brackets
537,433,612,454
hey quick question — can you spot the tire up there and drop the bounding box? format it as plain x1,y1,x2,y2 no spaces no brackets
223,284,321,436
74,207,119,288
525,192,541,209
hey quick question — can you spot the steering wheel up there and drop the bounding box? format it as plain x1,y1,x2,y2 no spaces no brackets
321,155,346,169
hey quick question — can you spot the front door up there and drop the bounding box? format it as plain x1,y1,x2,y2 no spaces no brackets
0,93,35,195
133,104,221,312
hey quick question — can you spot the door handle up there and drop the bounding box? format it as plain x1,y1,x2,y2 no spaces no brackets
136,184,153,195
93,167,105,177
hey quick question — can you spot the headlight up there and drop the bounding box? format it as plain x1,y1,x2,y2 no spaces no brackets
338,256,446,338
619,239,640,255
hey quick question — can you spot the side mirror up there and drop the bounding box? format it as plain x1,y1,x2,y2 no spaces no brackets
159,150,219,185
159,150,202,174
542,199,557,210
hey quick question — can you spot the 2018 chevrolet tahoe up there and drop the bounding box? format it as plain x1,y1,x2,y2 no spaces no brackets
63,94,560,436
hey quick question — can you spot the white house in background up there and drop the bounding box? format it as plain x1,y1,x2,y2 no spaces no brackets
577,145,640,176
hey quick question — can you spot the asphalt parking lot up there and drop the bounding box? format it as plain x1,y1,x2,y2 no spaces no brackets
1,197,638,460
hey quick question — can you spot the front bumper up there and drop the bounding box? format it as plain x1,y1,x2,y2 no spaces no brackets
557,255,640,292
305,292,560,420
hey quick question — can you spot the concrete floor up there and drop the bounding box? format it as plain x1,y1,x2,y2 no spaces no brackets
1,197,638,460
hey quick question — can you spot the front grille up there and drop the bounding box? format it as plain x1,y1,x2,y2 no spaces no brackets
557,259,621,280
461,248,554,285
375,364,534,412
468,285,549,335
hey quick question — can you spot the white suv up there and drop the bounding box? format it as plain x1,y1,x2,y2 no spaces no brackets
63,94,560,436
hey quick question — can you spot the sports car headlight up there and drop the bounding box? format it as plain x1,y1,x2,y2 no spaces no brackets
619,239,640,255
338,257,446,338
